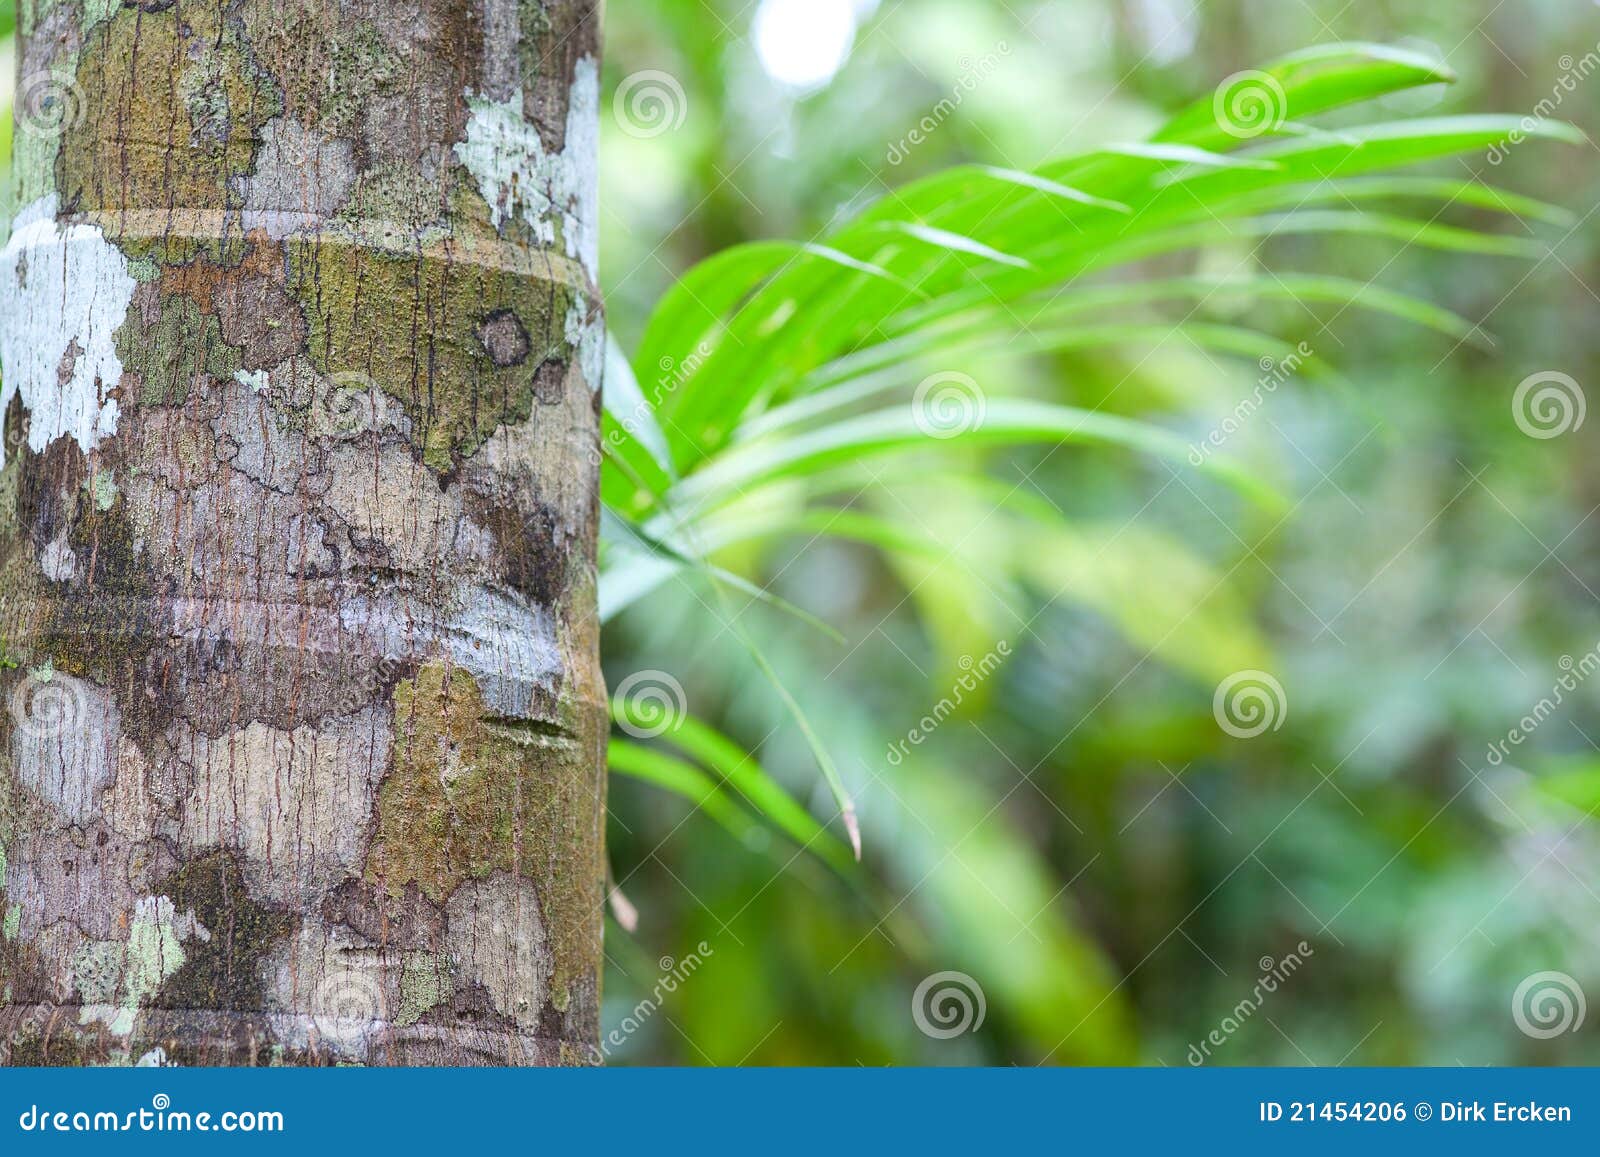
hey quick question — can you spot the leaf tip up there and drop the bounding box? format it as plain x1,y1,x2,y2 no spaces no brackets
844,804,862,861
608,882,640,933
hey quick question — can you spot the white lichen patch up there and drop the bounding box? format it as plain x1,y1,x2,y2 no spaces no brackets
234,368,271,394
563,56,601,282
446,874,551,1031
336,587,563,719
565,296,605,394
454,56,600,284
38,535,78,581
0,196,137,464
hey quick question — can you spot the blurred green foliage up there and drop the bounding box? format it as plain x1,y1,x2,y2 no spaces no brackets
598,0,1600,1066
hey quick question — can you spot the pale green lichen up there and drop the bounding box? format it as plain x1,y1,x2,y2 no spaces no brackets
396,952,452,1027
115,897,195,1035
124,256,162,283
81,0,118,33
88,471,116,512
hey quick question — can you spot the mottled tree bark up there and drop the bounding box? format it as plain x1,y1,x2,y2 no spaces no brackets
0,0,606,1066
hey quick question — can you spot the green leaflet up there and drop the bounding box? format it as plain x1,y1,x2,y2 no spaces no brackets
598,44,1574,876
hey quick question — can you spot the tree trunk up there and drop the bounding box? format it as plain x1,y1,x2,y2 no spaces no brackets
0,0,606,1066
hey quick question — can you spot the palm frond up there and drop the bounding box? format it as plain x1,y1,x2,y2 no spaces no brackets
600,43,1575,866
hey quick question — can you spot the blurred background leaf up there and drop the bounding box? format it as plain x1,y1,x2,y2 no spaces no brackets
594,0,1600,1068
